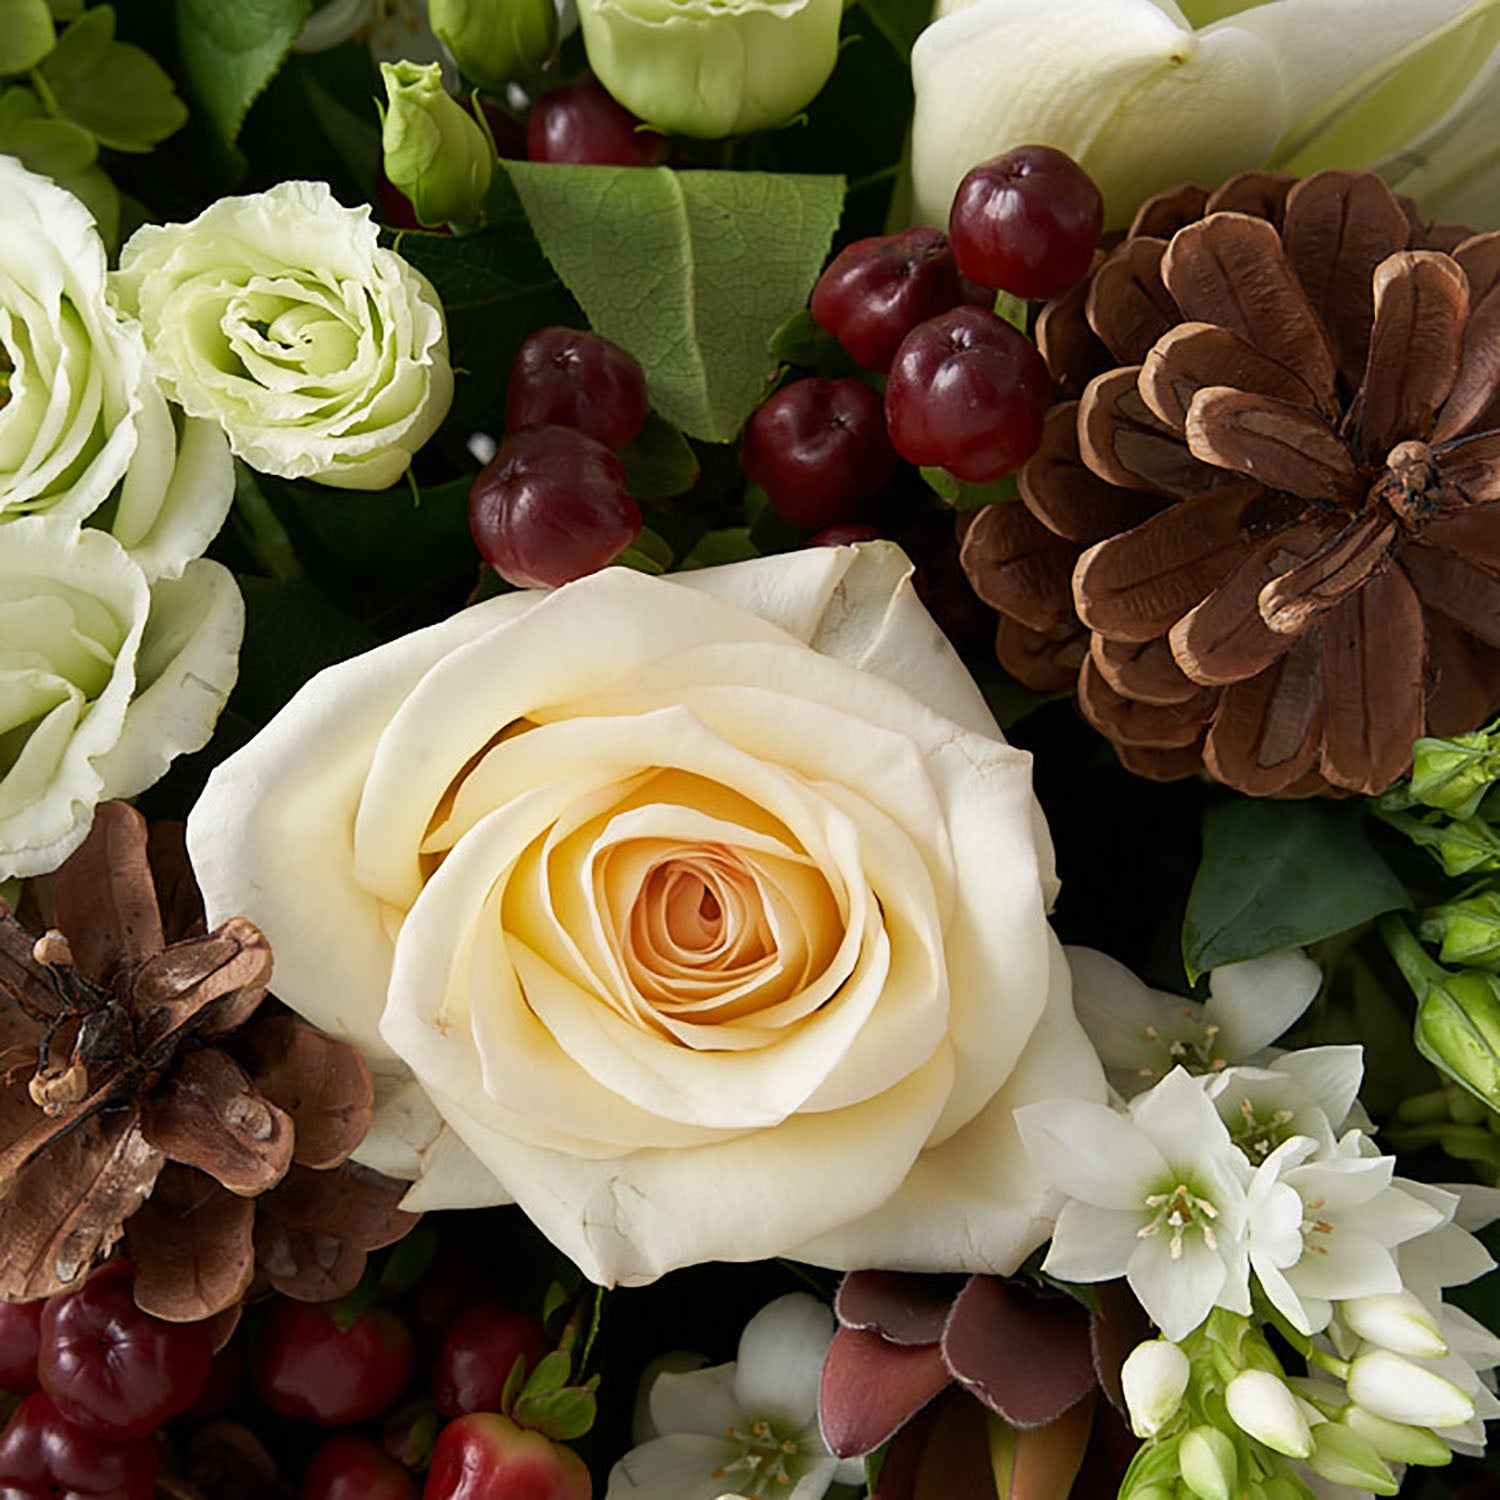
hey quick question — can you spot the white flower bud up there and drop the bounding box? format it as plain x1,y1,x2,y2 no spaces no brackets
1347,1349,1475,1430
1121,1339,1190,1438
1339,1291,1447,1359
1307,1422,1401,1495
1179,1425,1236,1500
1225,1370,1313,1458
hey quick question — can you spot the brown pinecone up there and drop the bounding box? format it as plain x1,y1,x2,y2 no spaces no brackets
0,803,416,1322
962,168,1500,797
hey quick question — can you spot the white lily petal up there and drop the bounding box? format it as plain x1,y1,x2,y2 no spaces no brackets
648,1364,741,1441
1204,949,1322,1056
732,1295,832,1432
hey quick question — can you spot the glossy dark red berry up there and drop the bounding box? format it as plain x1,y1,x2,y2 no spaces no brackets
423,1414,591,1500
434,1303,548,1419
810,228,964,373
303,1432,418,1500
253,1300,415,1427
0,1392,159,1500
38,1260,212,1442
883,307,1050,482
948,144,1104,300
506,328,649,450
469,425,642,588
0,1300,43,1394
527,75,670,167
741,378,898,529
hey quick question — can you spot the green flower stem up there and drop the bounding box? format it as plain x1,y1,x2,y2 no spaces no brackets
233,464,302,583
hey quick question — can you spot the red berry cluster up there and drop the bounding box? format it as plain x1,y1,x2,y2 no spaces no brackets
0,1258,591,1500
469,327,650,589
749,146,1102,532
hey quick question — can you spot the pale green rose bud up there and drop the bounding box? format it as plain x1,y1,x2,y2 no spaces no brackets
1178,1426,1235,1500
1339,1291,1447,1360
1224,1371,1312,1459
429,0,556,89
1422,890,1500,971
1307,1421,1400,1495
1343,1405,1453,1467
1121,1339,1190,1438
1347,1349,1475,1430
380,61,493,230
576,0,844,137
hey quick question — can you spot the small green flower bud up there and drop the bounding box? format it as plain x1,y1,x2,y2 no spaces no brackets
1414,966,1500,1109
429,0,557,91
1342,1404,1453,1467
1422,889,1500,971
380,60,493,230
1178,1426,1236,1500
1307,1421,1401,1495
1433,815,1500,877
1224,1370,1313,1459
1410,724,1500,818
576,0,843,137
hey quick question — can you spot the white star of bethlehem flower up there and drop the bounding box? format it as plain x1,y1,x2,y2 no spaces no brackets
1247,1133,1447,1337
605,1294,864,1500
1067,947,1322,1099
1016,1067,1258,1341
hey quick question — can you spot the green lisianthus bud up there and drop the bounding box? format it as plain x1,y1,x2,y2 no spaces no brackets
1410,721,1500,817
1421,890,1500,971
576,0,843,137
429,0,556,91
1416,965,1500,1107
1178,1426,1235,1500
380,61,493,230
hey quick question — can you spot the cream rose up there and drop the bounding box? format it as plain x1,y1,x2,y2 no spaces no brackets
112,181,452,491
186,544,1104,1285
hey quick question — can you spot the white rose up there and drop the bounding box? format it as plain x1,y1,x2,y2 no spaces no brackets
186,544,1104,1285
0,517,243,880
112,180,453,491
911,0,1500,231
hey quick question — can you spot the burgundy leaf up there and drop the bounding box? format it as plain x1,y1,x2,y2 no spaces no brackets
835,1271,961,1345
819,1325,951,1457
1007,1391,1096,1500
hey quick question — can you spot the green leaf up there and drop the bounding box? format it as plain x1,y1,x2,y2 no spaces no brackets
855,0,931,59
511,1384,597,1442
920,466,1020,510
377,1226,439,1298
175,0,310,143
0,84,97,175
1182,800,1411,982
682,526,760,569
39,6,187,151
617,414,700,501
502,162,846,443
0,0,54,74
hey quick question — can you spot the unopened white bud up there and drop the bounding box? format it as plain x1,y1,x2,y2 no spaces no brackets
1121,1339,1190,1438
1225,1370,1313,1458
1339,1291,1447,1359
1179,1425,1236,1500
1307,1422,1400,1495
1347,1349,1475,1430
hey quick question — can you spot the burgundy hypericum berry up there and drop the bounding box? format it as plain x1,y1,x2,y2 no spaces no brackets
303,1432,418,1500
422,1414,590,1500
506,328,649,450
883,307,1050,481
0,1392,159,1500
741,378,898,529
38,1261,212,1442
470,425,642,588
808,522,883,548
0,1299,43,1394
809,227,964,373
948,145,1104,300
434,1303,548,1419
526,75,670,166
254,1301,416,1427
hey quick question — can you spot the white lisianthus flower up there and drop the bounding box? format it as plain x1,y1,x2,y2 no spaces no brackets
113,181,453,491
1068,945,1322,1098
1016,1067,1256,1340
910,0,1500,230
606,1294,864,1500
0,518,242,880
186,543,1105,1285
